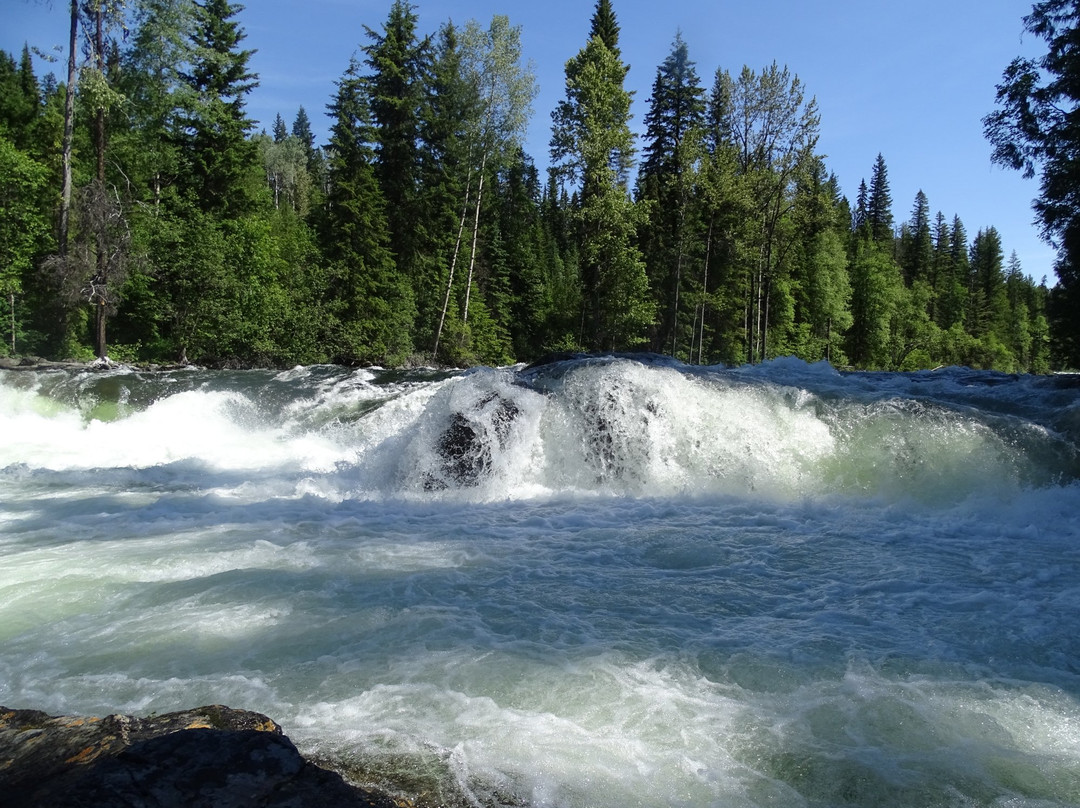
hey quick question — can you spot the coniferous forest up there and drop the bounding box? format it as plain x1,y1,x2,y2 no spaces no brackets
1,0,1076,371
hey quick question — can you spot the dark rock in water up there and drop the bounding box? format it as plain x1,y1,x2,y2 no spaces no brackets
427,392,520,489
0,705,403,808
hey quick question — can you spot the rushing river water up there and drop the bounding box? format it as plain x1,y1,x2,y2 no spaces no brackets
2,355,1079,807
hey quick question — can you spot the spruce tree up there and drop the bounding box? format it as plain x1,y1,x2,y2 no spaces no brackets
590,0,622,56
551,1,653,350
363,1,428,288
867,153,894,245
272,112,288,142
637,31,705,356
320,56,415,364
902,190,932,285
176,0,259,217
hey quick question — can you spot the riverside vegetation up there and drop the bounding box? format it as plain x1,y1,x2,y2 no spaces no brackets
1,0,1077,371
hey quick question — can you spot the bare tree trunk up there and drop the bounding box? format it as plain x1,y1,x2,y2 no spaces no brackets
93,5,108,360
461,150,488,331
433,170,473,360
59,0,78,256
696,217,713,365
94,5,105,185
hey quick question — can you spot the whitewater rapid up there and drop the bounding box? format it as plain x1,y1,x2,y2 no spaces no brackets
1,356,1078,806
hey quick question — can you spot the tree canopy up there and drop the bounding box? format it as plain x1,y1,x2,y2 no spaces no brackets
0,0,1061,372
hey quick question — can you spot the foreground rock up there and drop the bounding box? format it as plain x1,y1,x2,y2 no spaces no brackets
0,705,404,808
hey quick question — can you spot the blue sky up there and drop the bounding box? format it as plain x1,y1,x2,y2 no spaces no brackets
6,0,1056,282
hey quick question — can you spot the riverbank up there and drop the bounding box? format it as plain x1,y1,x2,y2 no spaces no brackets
0,704,407,808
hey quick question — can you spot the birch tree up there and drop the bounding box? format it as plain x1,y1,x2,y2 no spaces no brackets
432,14,536,359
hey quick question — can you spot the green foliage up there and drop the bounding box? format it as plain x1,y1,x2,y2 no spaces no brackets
552,14,652,351
984,0,1080,365
175,0,260,217
0,4,1062,371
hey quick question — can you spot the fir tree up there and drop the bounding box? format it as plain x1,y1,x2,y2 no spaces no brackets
176,0,259,217
867,153,893,245
320,55,415,364
637,31,705,356
363,0,428,286
551,1,653,350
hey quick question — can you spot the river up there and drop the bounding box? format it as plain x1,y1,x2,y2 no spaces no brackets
1,355,1078,806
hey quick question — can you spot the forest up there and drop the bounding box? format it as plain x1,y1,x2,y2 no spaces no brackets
0,0,1072,371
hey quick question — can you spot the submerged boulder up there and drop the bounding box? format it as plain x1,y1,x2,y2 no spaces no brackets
0,705,402,808
425,392,520,489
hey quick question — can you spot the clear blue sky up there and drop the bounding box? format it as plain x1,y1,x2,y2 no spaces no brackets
6,0,1056,283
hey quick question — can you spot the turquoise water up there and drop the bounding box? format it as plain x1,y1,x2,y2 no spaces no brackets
1,357,1079,806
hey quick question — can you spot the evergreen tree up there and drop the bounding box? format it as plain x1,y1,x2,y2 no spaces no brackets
291,106,314,153
363,0,428,288
291,105,321,176
847,241,903,367
116,0,194,209
320,55,415,364
853,178,869,234
0,138,51,355
637,31,705,357
589,0,622,56
984,0,1080,364
969,226,1009,345
901,190,932,285
271,112,288,142
421,21,478,360
867,153,894,245
0,47,41,152
551,1,653,350
175,0,259,217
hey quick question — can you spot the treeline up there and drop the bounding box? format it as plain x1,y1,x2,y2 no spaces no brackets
0,0,1065,370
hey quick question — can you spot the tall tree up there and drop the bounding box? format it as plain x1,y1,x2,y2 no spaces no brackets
175,0,259,216
710,62,820,362
59,0,79,257
637,31,705,357
363,0,428,290
968,226,1008,342
320,55,415,364
900,189,932,285
432,15,536,360
551,1,652,350
867,153,894,245
984,0,1080,364
0,139,50,355
589,0,622,55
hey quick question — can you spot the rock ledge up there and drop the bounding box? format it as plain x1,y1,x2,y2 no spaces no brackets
0,705,404,808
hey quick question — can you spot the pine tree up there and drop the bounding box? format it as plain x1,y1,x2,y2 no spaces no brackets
637,31,705,356
176,0,259,217
551,1,653,350
271,113,288,142
867,153,893,245
320,55,415,364
363,0,428,288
